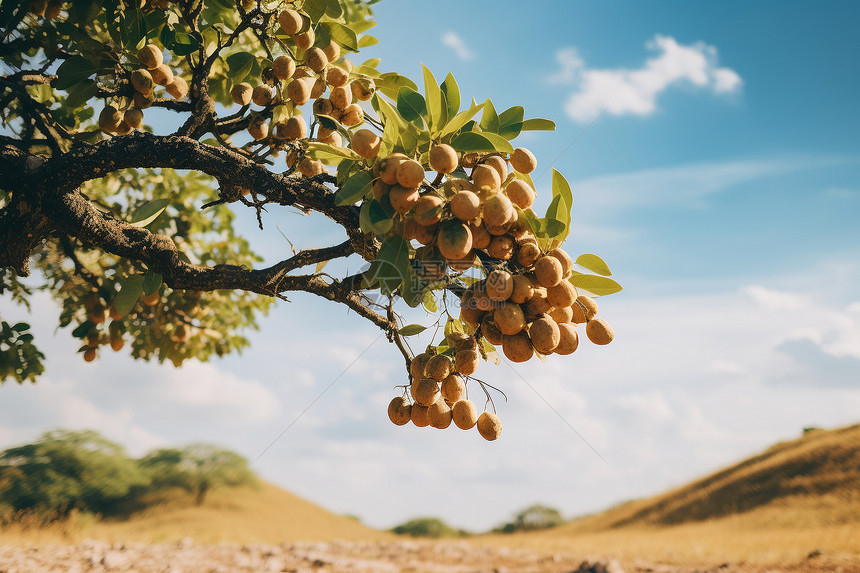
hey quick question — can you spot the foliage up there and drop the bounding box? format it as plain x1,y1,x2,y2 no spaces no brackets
493,504,565,533
391,516,470,538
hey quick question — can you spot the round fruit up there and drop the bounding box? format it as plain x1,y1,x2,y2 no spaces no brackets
441,374,465,403
486,269,513,301
123,108,143,129
428,401,453,429
455,337,478,353
99,105,123,133
411,404,430,427
477,411,502,441
452,400,478,430
380,153,408,185
410,352,431,379
472,164,501,193
312,98,333,116
481,316,503,345
150,64,174,86
555,323,579,355
504,179,535,209
323,40,341,62
524,288,552,319
293,29,314,51
436,221,473,261
110,336,124,352
329,85,352,110
534,255,563,288
468,221,491,250
547,280,577,309
482,193,514,228
341,104,364,127
131,69,153,95
510,147,537,174
429,144,458,174
248,117,268,140
450,190,481,221
586,318,614,345
493,302,526,335
388,397,412,426
530,316,560,354
137,44,162,69
483,155,508,182
472,287,494,312
305,47,328,73
165,77,188,99
83,347,97,362
517,242,541,267
287,77,313,105
425,354,453,381
413,195,444,226
298,157,324,177
572,295,598,323
389,185,419,214
133,91,155,109
486,235,515,260
454,349,479,375
278,9,302,35
510,275,535,304
412,378,440,406
252,85,273,106
549,305,573,324
272,56,296,81
142,291,160,306
547,248,574,278
502,332,533,363
351,129,381,159
396,159,425,188
326,66,349,88
460,152,479,169
350,78,375,101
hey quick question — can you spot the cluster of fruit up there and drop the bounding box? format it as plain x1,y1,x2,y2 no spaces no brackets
98,44,188,135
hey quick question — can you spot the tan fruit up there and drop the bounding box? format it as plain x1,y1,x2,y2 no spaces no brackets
278,9,302,35
530,316,560,354
510,147,537,174
388,396,412,426
547,280,577,308
150,64,174,86
472,287,494,312
445,178,475,195
482,193,514,228
447,190,479,221
326,65,349,88
410,352,431,379
534,255,563,288
83,347,97,362
165,77,188,99
468,221,491,249
517,242,541,267
481,316,503,345
572,295,598,323
454,349,479,375
131,69,153,95
272,56,296,81
350,77,375,101
547,248,574,278
405,218,436,245
454,337,478,353
248,117,268,140
504,179,536,209
252,85,273,106
486,221,511,236
121,108,142,130
510,275,535,304
524,288,552,320
452,400,478,430
138,44,162,69
380,153,408,185
472,164,501,193
460,305,483,328
412,378,440,406
477,411,502,441
425,354,453,381
312,97,334,116
98,105,123,133
586,318,614,345
441,374,465,403
142,291,160,306
428,400,453,429
341,104,364,127
396,159,424,188
351,128,381,159
305,47,328,73
110,336,124,352
287,77,313,105
486,235,515,260
389,185,419,214
429,144,458,174
460,152,479,169
114,121,132,136
323,40,341,63
133,91,155,109
329,85,352,109
293,29,314,51
282,116,307,140
411,403,430,427
486,269,513,301
413,195,444,226
555,323,579,355
298,157,324,177
493,302,526,335
483,155,508,182
549,305,573,324
502,332,533,363
436,221,473,261
293,67,312,80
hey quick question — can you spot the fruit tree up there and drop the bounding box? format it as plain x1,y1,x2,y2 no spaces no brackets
0,0,622,440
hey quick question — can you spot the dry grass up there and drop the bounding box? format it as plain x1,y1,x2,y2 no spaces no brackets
0,482,392,546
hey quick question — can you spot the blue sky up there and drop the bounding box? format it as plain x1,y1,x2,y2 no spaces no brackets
2,0,859,532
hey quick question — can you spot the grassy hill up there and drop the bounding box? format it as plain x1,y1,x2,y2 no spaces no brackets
1,482,392,545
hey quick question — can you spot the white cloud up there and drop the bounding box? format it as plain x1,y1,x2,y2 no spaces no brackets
441,31,474,61
550,35,743,122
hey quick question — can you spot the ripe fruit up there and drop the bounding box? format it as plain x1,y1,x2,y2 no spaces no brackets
494,302,526,335
504,179,535,209
483,155,508,182
329,85,352,109
481,316,503,345
472,164,501,193
133,91,155,109
450,190,481,221
131,69,153,95
323,40,341,63
341,104,364,126
142,291,160,306
272,56,296,81
412,378,440,406
482,193,514,228
410,352,431,379
529,316,560,354
555,323,579,355
454,349,479,375
298,157,324,177
436,221,473,261
123,108,143,129
380,153,408,185
441,374,465,403
248,117,268,140
517,242,541,267
282,116,307,140
388,397,412,426
468,221,491,250
547,248,574,278
586,318,614,345
150,64,173,86
547,280,577,308
287,77,313,105
351,129,381,159
510,147,537,174
293,29,314,51
549,305,574,324
389,185,419,214
110,336,124,352
425,354,452,381
429,144,458,174
413,195,444,226
312,97,334,116
428,400,453,429
305,47,328,73
486,269,513,301
572,295,598,323
138,44,162,69
252,85,273,106
165,77,188,99
396,159,424,188
98,105,123,133
486,235,515,260
534,255,563,288
502,332,533,363
83,347,97,362
326,66,349,88
477,412,502,441
510,275,535,304
350,78,375,101
524,288,552,319
452,400,478,430
278,9,302,36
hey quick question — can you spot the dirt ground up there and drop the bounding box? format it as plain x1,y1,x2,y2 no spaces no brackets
1,539,858,573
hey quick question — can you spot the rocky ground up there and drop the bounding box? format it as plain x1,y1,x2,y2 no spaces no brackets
0,539,855,573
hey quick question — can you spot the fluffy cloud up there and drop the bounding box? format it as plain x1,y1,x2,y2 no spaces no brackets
441,31,474,61
550,35,742,122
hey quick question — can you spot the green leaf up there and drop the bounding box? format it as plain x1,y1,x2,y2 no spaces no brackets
55,56,95,90
334,169,373,206
522,118,556,131
449,131,514,154
322,22,359,52
142,270,162,295
498,105,524,140
396,87,426,124
422,65,445,134
575,254,612,277
305,141,362,163
112,274,145,316
303,0,327,21
129,198,170,228
551,169,573,242
439,102,484,138
398,324,427,336
479,99,499,134
226,52,255,82
374,72,419,100
364,236,411,295
65,80,98,109
358,35,378,48
444,316,466,338
359,199,393,235
422,290,438,313
441,73,460,121
324,0,343,18
568,272,623,296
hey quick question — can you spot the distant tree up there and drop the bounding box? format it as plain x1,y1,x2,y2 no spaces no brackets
391,517,469,538
493,504,565,533
138,443,255,505
0,429,147,518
